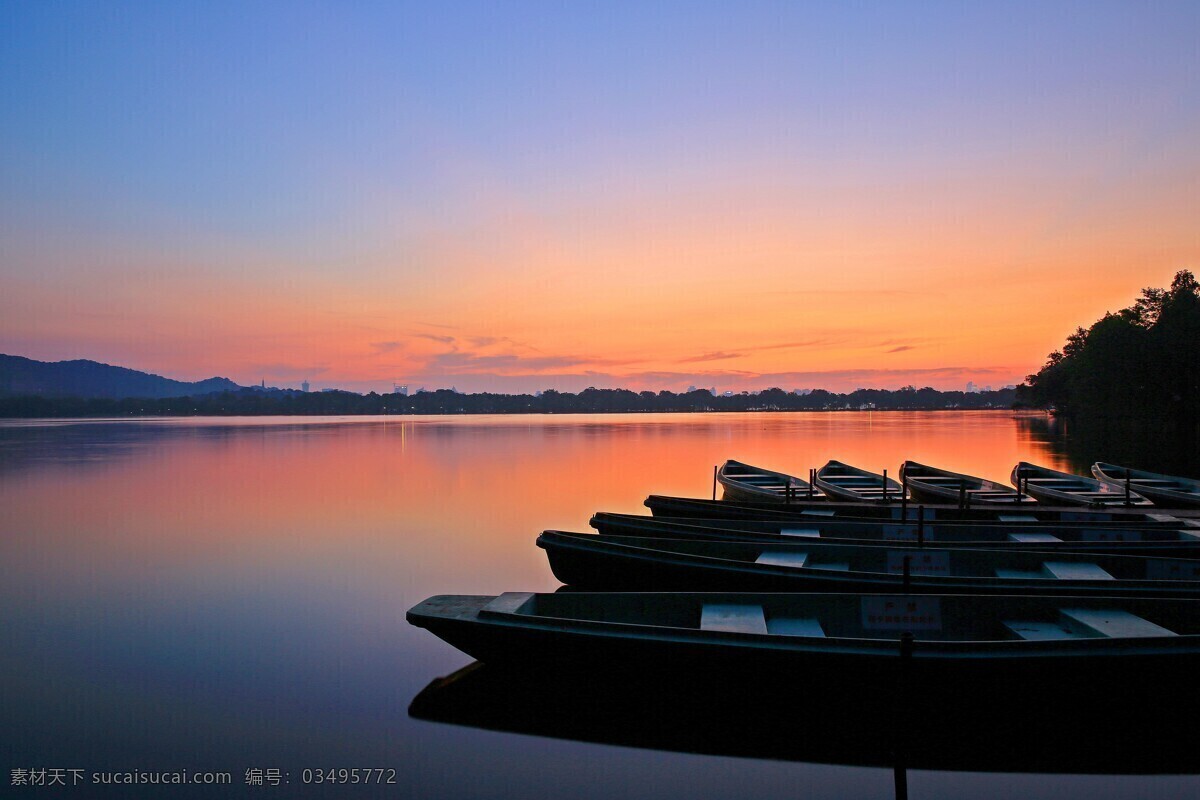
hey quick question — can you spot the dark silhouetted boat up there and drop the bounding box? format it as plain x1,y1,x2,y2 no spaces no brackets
900,460,1033,505
407,591,1200,689
1092,462,1200,509
539,531,1200,596
815,460,905,503
643,495,1187,526
715,459,820,503
1011,462,1153,508
588,512,1200,558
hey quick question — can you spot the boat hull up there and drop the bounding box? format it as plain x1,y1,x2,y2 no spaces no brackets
1092,462,1200,509
715,460,821,503
1012,462,1154,508
407,593,1200,692
589,513,1200,557
539,533,1200,597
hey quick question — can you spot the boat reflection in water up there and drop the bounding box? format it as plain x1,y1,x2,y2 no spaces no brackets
410,659,1200,797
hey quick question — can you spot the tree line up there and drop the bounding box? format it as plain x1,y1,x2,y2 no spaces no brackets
1017,270,1199,426
0,385,1016,418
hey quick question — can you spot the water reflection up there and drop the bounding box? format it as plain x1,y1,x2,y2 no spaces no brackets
411,661,1200,777
1016,415,1200,479
4,412,1193,799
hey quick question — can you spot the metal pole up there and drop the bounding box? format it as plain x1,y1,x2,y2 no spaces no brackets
883,469,889,503
712,465,717,501
1125,469,1131,505
894,632,913,800
917,506,925,547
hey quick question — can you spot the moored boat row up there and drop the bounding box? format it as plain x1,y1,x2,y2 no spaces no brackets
410,452,1200,742
717,458,1200,509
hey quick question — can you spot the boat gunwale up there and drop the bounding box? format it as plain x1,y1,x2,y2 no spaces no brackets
417,592,1197,656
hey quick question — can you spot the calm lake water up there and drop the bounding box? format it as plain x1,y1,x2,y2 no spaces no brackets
1,411,1195,799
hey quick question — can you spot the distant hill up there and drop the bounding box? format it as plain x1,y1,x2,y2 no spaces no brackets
0,354,242,399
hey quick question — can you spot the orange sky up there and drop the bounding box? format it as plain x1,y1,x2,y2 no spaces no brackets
2,5,1198,393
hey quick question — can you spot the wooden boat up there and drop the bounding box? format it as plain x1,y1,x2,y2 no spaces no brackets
643,495,1186,526
539,531,1200,596
901,461,1033,506
408,591,1200,688
1092,462,1200,509
815,460,905,503
589,512,1200,558
410,661,1200,774
715,459,821,503
1011,462,1153,508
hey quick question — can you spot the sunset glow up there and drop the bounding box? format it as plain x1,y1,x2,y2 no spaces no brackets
3,3,1198,393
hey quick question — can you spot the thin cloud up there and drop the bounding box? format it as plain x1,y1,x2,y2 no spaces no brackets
678,339,841,363
886,345,915,353
370,341,404,354
771,289,936,298
413,333,456,345
424,349,640,374
679,351,743,363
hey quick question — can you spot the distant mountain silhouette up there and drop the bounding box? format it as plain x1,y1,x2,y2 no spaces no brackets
0,354,242,399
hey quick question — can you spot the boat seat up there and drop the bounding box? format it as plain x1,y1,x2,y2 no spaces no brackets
700,603,768,634
1042,562,1114,581
1003,620,1091,640
767,617,825,637
1059,608,1175,638
780,528,821,537
1008,532,1062,543
755,550,809,568
995,568,1043,580
999,514,1039,522
1080,529,1142,542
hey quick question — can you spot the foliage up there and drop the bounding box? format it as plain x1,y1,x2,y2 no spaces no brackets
1018,270,1200,427
0,385,1017,418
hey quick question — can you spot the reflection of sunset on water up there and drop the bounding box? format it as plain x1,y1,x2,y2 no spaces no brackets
3,413,1195,800
1,412,1067,596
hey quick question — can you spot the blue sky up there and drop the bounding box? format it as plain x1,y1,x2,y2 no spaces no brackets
2,2,1198,392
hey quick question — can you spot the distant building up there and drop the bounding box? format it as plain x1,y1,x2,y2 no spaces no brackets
966,381,977,393
394,383,408,396
301,379,310,392
687,385,697,393
722,391,734,397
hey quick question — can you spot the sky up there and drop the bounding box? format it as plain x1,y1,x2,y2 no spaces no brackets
2,1,1198,394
